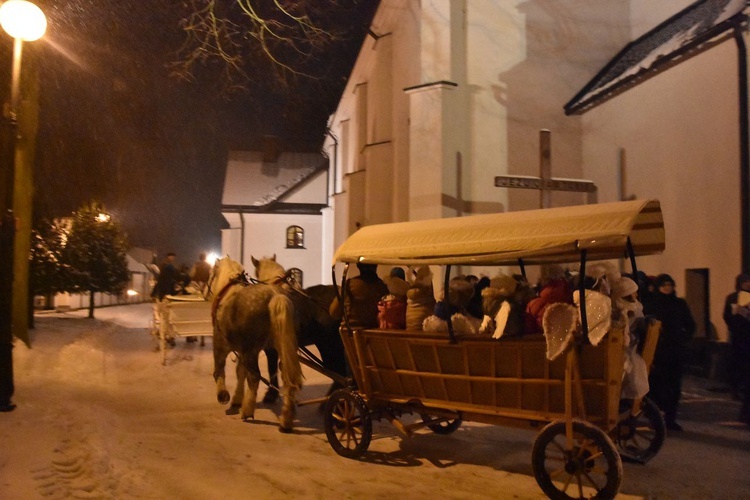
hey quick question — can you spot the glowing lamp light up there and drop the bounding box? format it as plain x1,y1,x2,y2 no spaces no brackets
206,252,219,266
0,0,47,41
95,213,110,223
126,290,138,297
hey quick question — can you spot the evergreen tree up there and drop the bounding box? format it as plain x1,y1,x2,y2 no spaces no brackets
62,202,130,319
29,219,70,310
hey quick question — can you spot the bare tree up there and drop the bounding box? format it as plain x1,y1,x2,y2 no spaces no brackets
171,0,377,95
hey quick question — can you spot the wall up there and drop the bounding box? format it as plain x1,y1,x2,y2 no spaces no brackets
581,31,740,341
239,213,325,287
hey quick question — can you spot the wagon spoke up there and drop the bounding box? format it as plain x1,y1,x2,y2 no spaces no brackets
339,429,359,448
562,472,574,492
576,475,584,498
550,439,567,454
549,468,568,478
582,470,602,490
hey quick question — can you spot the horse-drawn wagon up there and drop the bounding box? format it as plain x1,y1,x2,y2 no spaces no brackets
153,295,213,365
324,199,666,499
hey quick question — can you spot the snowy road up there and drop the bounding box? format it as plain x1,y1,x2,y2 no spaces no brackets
1,304,748,499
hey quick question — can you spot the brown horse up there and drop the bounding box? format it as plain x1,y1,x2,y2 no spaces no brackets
207,256,302,432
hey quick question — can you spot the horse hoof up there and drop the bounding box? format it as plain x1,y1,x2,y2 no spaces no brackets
262,388,279,404
218,391,231,405
278,425,293,434
241,413,255,422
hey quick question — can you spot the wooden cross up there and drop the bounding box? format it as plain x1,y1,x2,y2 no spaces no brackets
495,130,598,208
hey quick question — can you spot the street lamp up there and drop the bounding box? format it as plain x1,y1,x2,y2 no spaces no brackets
0,0,46,413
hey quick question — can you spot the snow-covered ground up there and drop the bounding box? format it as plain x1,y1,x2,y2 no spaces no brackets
0,304,748,499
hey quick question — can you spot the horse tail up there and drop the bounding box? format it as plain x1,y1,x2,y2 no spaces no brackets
269,292,303,390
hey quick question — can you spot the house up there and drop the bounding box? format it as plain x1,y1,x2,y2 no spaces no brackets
322,0,742,341
220,138,331,287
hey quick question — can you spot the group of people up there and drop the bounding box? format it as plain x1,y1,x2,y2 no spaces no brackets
644,271,750,430
150,252,212,300
330,263,750,431
724,273,750,426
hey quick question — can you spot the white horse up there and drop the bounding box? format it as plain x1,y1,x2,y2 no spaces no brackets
206,255,303,432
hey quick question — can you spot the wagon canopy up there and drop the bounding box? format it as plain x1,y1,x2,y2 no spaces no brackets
333,199,664,266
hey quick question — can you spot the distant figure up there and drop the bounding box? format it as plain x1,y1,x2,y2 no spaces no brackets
723,273,750,425
190,252,212,291
645,274,696,431
152,252,179,300
330,263,388,329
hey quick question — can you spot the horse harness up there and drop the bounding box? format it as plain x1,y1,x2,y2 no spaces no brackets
209,269,306,326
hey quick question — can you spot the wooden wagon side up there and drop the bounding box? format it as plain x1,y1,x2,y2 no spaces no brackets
341,325,627,432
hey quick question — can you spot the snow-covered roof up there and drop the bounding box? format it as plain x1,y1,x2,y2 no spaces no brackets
221,150,327,209
565,0,747,115
333,199,664,266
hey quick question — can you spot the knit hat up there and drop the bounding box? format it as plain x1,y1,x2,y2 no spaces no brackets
654,274,675,288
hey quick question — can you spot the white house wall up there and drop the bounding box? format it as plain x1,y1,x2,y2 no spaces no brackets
283,170,328,204
239,213,325,287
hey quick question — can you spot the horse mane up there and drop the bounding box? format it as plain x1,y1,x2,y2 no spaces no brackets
206,256,245,300
252,255,286,283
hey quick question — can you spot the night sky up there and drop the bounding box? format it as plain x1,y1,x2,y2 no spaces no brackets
0,0,377,268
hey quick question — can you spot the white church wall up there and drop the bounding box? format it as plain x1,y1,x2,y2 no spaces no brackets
581,40,740,341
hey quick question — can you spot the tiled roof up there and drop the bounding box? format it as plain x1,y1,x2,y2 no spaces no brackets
565,0,747,115
222,151,327,208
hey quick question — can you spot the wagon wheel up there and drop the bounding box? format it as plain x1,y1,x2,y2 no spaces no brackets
615,396,666,463
531,420,622,500
419,413,462,435
324,389,372,459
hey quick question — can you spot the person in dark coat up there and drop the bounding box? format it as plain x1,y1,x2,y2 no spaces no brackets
330,263,389,329
723,273,750,424
645,273,696,431
151,252,179,300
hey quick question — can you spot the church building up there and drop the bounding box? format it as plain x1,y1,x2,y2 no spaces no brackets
323,0,746,341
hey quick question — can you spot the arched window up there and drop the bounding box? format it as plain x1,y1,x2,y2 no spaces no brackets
286,225,304,248
288,268,303,288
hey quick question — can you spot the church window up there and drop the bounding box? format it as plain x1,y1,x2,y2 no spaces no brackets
289,268,303,288
286,225,305,248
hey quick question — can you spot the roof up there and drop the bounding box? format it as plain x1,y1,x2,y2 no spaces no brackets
333,199,664,266
221,150,328,209
565,0,747,115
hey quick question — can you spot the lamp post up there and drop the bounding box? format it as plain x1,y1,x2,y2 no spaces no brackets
0,0,46,412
